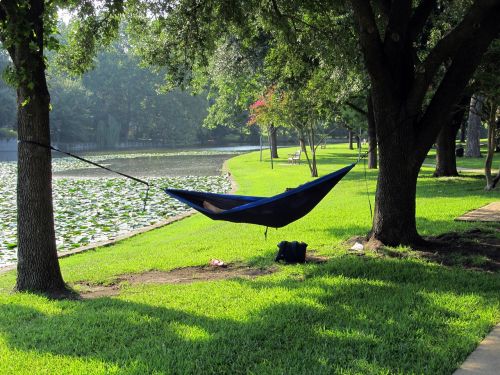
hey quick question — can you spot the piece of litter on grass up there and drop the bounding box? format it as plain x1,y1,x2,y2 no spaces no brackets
350,242,364,251
209,259,226,267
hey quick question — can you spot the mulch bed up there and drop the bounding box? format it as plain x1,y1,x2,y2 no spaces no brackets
347,227,500,272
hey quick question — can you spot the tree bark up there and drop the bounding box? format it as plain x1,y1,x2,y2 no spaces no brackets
465,94,483,157
308,125,318,177
299,137,306,152
434,97,468,177
348,130,354,150
350,0,500,246
2,0,66,293
484,102,499,190
367,94,377,169
269,125,278,158
370,109,422,246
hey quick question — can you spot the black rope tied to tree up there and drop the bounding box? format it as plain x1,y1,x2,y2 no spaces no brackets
357,136,375,220
19,140,150,211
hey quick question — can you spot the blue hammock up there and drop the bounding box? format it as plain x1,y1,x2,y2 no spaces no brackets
164,163,355,228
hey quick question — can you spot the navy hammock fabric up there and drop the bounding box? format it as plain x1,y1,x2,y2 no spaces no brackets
164,163,355,228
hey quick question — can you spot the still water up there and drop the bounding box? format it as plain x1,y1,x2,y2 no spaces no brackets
2,146,261,176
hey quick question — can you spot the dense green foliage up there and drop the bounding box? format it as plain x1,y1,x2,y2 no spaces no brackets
0,33,211,146
0,146,499,373
0,51,15,138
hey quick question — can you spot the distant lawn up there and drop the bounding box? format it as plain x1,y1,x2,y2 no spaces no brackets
425,142,499,170
0,144,499,374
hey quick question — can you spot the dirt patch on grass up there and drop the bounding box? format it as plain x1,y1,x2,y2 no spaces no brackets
419,228,500,271
346,228,500,272
76,263,276,299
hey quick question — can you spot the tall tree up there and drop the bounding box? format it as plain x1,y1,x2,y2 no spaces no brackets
0,0,124,293
433,96,469,177
0,0,65,292
349,0,500,245
464,94,484,157
470,39,500,189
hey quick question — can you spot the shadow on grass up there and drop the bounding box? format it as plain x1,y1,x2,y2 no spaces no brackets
1,256,498,374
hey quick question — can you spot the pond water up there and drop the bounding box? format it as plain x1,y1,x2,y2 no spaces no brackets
0,148,256,268
54,154,233,178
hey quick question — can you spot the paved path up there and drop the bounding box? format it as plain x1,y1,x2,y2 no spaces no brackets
454,324,500,374
456,202,500,222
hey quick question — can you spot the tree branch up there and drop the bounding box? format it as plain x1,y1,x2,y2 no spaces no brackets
270,0,335,40
0,1,18,58
345,101,368,116
0,4,6,22
350,0,393,95
378,0,392,17
415,5,500,162
408,0,436,42
384,0,411,46
408,0,499,111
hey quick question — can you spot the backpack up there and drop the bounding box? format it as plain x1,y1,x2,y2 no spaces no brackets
275,241,308,263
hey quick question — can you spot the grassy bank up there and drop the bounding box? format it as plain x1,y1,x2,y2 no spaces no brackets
0,144,498,374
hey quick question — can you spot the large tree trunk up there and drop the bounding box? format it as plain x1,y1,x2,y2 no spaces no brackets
5,0,66,293
349,0,500,247
465,95,483,157
367,94,377,169
269,125,278,158
348,130,354,150
434,97,468,177
370,111,421,246
434,123,459,177
484,102,499,190
299,137,306,152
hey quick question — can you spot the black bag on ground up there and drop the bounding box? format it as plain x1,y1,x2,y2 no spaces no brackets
275,241,308,263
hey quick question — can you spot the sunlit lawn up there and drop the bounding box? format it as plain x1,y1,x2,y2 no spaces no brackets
424,141,498,170
0,144,498,374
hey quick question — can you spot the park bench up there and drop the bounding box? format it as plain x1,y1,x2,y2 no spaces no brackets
288,150,301,164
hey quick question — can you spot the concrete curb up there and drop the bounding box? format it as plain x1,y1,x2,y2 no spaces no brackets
454,324,500,374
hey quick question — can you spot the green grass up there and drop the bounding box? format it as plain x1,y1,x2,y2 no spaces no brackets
0,144,499,374
424,142,499,170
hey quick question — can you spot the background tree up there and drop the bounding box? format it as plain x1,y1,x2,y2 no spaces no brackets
470,39,500,189
348,0,500,245
465,94,484,158
0,49,16,136
433,95,469,177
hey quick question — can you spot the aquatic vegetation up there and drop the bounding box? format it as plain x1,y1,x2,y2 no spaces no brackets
0,153,231,266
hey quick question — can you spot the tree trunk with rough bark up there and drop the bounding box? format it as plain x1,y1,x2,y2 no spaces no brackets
367,94,377,169
484,102,499,190
269,125,278,158
465,95,483,157
299,137,306,152
350,0,500,247
434,123,459,177
370,107,422,245
348,130,354,150
434,97,468,177
1,0,66,293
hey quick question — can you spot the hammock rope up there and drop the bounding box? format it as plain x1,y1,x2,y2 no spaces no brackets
18,140,150,211
19,139,377,226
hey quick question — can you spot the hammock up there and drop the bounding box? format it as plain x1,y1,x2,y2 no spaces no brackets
164,163,355,228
